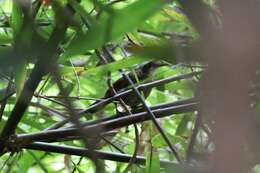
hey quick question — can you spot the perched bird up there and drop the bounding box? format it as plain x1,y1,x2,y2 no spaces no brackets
86,61,166,114
86,61,166,149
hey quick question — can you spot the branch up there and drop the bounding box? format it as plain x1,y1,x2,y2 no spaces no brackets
0,26,68,139
0,2,76,154
49,71,201,129
22,142,182,168
120,71,183,163
17,100,197,144
81,71,201,114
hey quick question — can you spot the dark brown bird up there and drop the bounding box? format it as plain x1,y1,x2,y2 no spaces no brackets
86,61,166,148
86,61,166,114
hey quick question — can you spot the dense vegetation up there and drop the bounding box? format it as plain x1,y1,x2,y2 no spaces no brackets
0,0,259,173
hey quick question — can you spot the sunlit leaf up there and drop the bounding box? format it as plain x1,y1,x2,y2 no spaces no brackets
0,33,12,44
62,0,166,60
59,66,85,76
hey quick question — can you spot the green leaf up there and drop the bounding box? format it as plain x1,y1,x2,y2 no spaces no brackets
152,131,185,148
146,147,160,173
59,66,85,77
175,114,191,136
15,59,27,99
82,56,150,77
62,0,165,60
12,1,33,53
129,41,177,64
11,1,23,38
27,151,49,173
152,134,167,148
68,0,95,27
0,33,12,44
17,151,35,173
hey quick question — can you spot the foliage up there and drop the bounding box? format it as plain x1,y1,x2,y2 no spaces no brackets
0,0,249,173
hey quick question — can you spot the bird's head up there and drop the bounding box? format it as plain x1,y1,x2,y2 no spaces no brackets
141,60,168,74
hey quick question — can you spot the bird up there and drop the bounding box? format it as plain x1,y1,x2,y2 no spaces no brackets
85,60,167,115
85,60,167,149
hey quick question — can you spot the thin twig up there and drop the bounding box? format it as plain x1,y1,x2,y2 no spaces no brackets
30,102,68,119
100,135,125,154
72,156,83,173
40,95,104,101
186,112,202,162
34,93,70,108
27,150,49,173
